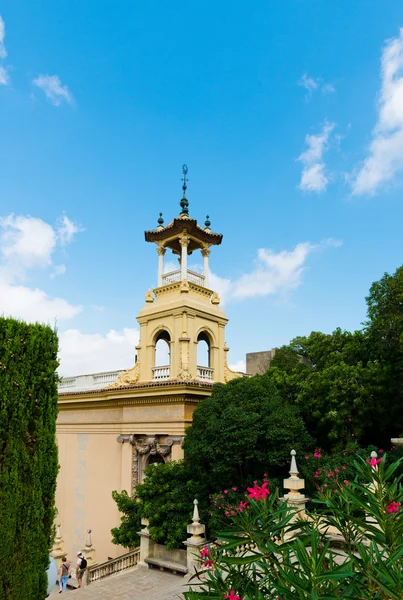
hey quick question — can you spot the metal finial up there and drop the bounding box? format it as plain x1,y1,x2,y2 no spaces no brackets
204,215,211,228
180,164,189,216
157,212,164,226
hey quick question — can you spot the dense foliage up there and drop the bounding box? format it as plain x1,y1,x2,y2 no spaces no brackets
112,460,199,549
184,454,403,599
183,375,313,493
266,265,403,450
0,317,59,600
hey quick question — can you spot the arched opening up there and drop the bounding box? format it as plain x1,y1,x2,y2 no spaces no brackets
197,331,212,381
153,330,171,381
146,453,165,467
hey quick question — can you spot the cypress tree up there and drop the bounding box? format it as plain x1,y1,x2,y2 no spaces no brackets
0,317,59,600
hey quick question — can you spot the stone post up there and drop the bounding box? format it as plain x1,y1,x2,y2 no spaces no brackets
183,499,206,575
82,528,95,565
282,449,307,518
138,518,154,568
50,523,65,571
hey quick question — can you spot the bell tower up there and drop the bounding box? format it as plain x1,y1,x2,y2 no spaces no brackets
113,165,240,386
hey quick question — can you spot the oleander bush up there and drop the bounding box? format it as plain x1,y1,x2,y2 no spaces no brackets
184,454,403,600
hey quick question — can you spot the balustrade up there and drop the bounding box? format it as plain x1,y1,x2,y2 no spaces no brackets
87,547,140,584
197,366,213,381
161,269,205,287
152,366,170,381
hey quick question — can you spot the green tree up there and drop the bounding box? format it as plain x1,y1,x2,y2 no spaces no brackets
183,374,313,495
0,317,59,600
365,265,403,436
112,461,199,550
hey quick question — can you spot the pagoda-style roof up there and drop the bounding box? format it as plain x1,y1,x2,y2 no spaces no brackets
145,217,222,255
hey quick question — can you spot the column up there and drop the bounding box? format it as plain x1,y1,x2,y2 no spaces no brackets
201,248,210,287
157,247,166,287
180,236,189,281
117,435,133,494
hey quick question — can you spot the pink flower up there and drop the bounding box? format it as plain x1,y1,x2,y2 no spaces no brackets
366,457,382,467
324,484,328,488
327,473,332,478
341,466,346,470
236,500,249,512
247,481,270,500
335,468,340,474
204,559,213,568
305,455,310,460
225,511,230,516
314,450,322,458
224,592,242,600
344,480,349,486
224,489,228,494
379,449,384,454
314,471,319,479
386,501,401,514
232,487,237,491
201,546,209,560
263,473,268,477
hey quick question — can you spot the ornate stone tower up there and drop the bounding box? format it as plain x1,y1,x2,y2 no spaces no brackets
113,165,240,387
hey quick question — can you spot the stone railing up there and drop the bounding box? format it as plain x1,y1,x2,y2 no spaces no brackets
58,370,125,393
197,366,213,382
162,269,205,287
152,366,170,381
87,547,140,584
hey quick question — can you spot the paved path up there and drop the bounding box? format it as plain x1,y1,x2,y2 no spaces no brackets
49,567,197,600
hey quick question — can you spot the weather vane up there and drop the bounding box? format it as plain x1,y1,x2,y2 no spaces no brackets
181,164,188,196
179,164,189,216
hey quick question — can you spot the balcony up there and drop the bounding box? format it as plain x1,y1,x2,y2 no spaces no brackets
162,269,205,287
152,365,214,382
152,366,170,381
197,366,213,382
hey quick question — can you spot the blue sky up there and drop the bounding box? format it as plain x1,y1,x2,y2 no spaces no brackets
1,1,403,375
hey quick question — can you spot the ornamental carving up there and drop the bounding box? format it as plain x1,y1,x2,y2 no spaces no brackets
107,359,140,388
130,435,174,496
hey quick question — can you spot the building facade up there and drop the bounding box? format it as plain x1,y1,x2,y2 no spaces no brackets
56,168,241,562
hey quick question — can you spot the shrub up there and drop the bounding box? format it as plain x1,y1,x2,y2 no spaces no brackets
184,453,403,599
0,317,59,600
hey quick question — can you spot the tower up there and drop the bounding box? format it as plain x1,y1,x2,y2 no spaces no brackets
112,165,240,387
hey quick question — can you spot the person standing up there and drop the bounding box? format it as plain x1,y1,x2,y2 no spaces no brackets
58,556,71,593
76,552,87,588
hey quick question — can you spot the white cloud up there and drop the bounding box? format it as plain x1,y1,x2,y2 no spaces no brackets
298,121,335,192
352,29,403,195
298,73,335,97
58,215,83,245
0,214,56,281
0,213,82,324
33,74,73,106
210,238,341,304
58,328,140,376
0,282,81,323
0,16,7,59
0,65,9,85
228,359,246,373
50,264,67,278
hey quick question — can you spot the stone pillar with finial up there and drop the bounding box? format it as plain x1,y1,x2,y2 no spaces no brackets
137,518,154,569
81,528,96,565
50,523,65,570
281,449,307,519
183,499,207,574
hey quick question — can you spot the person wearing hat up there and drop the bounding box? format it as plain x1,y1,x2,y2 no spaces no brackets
76,552,87,588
